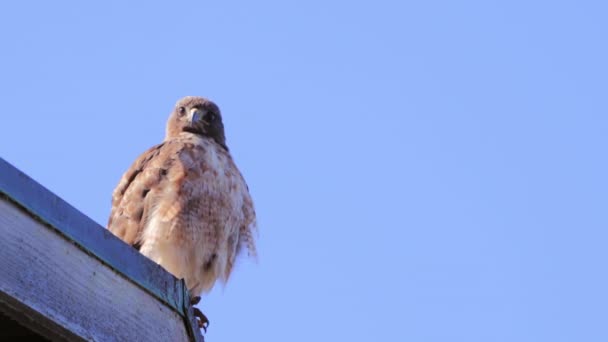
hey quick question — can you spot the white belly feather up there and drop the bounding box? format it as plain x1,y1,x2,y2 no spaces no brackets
139,134,250,296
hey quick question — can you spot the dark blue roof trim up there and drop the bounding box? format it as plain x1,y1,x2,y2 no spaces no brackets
0,157,203,341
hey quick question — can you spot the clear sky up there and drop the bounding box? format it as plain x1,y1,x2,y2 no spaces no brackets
1,1,607,341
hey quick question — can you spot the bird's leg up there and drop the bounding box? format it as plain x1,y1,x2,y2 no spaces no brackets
190,296,209,332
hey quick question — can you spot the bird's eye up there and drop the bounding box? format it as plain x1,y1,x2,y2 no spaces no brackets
178,107,186,116
206,112,216,122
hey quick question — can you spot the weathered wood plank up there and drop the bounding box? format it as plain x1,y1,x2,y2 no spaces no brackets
0,199,190,342
0,288,81,341
0,157,186,312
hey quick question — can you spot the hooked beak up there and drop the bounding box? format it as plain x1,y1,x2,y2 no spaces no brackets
190,108,205,126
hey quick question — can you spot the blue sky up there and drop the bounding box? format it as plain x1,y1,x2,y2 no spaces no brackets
1,1,607,341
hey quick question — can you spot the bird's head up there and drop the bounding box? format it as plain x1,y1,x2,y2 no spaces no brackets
166,96,227,150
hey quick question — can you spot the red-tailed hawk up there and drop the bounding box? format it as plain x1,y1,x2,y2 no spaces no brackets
107,96,257,329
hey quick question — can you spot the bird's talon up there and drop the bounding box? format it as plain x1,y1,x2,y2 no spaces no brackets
191,296,201,305
192,306,209,333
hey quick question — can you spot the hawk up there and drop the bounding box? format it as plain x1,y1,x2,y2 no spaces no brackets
107,96,257,329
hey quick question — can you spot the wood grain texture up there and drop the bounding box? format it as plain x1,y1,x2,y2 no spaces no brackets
0,199,190,342
0,157,187,314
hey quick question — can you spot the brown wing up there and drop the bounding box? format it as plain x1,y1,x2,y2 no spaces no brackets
107,141,182,249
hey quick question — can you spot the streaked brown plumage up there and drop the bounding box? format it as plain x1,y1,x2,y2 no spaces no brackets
107,96,257,302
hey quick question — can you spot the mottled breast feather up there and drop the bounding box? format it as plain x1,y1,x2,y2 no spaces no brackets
108,133,257,295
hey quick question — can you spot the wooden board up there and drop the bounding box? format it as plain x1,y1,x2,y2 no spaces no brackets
0,198,191,342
